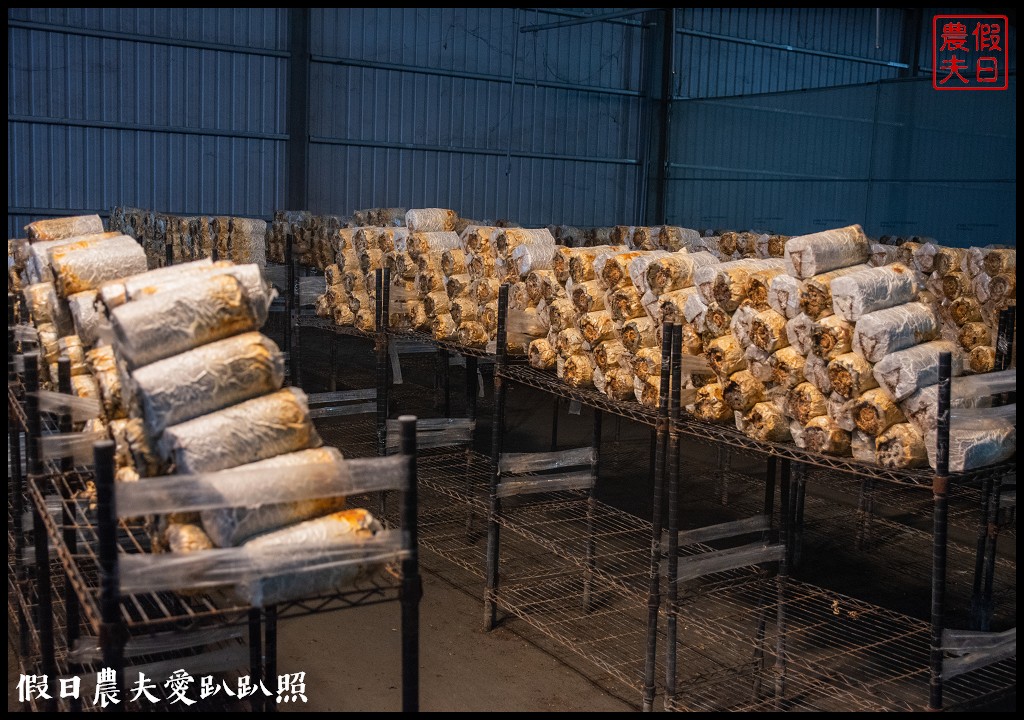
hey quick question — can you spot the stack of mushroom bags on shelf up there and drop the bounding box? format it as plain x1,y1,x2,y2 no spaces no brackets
521,223,1015,473
524,225,733,405
108,206,268,270
16,214,384,602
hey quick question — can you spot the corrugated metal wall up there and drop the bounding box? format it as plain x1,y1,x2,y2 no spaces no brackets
666,8,1016,245
667,77,1016,245
8,8,1016,242
7,8,289,237
674,8,910,99
307,8,646,227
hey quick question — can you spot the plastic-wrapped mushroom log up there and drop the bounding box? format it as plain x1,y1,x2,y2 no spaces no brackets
702,302,733,339
829,264,918,322
86,345,126,420
432,314,458,341
871,340,963,402
461,226,499,256
787,382,828,425
224,509,387,606
768,347,806,389
949,297,983,327
405,208,458,233
802,353,833,396
48,234,148,297
607,285,646,322
924,419,1016,473
131,332,285,438
724,370,766,412
659,226,703,252
24,282,75,336
25,214,105,242
743,401,791,442
28,232,121,284
956,322,991,351
556,327,587,358
803,415,851,456
798,263,872,320
811,315,855,361
569,246,624,283
578,311,616,345
852,302,939,363
712,259,786,312
159,388,321,474
706,335,747,378
594,366,634,400
982,249,1015,276
784,225,869,279
597,251,646,290
528,338,557,369
495,228,554,258
199,448,349,548
110,272,271,368
563,353,595,388
694,383,733,423
788,313,816,356
750,309,790,354
767,273,802,320
850,387,906,436
868,243,899,268
406,231,461,259
99,260,262,315
621,316,658,352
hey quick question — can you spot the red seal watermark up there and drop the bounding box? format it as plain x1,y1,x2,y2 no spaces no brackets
932,15,1009,90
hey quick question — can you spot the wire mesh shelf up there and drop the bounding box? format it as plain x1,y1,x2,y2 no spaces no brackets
663,577,1016,712
498,365,1015,488
296,315,376,339
26,473,403,635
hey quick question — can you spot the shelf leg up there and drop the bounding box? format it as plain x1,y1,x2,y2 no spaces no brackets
549,395,559,451
264,605,278,713
249,610,263,710
582,411,601,614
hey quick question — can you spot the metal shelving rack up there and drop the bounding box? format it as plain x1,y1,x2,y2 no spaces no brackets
9,313,423,711
485,280,1016,711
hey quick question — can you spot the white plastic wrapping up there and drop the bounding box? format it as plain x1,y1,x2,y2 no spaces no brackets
829,263,917,322
852,302,938,363
511,242,557,276
729,303,760,348
924,419,1016,473
132,332,285,437
67,291,101,346
784,313,815,355
783,224,869,279
23,282,74,336
119,512,399,604
496,228,556,257
851,430,876,463
767,273,802,319
159,388,321,474
111,273,269,368
803,352,833,396
797,263,871,319
626,251,669,295
28,232,119,284
405,208,458,233
872,340,963,402
407,231,462,258
869,243,899,268
48,234,148,296
26,214,105,242
100,258,218,311
40,430,106,464
36,390,101,422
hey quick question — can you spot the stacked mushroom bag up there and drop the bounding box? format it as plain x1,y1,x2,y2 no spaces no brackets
99,260,386,601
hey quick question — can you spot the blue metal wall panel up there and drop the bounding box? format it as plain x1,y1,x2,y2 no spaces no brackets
7,8,288,237
306,8,645,226
675,8,907,99
666,77,1015,246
